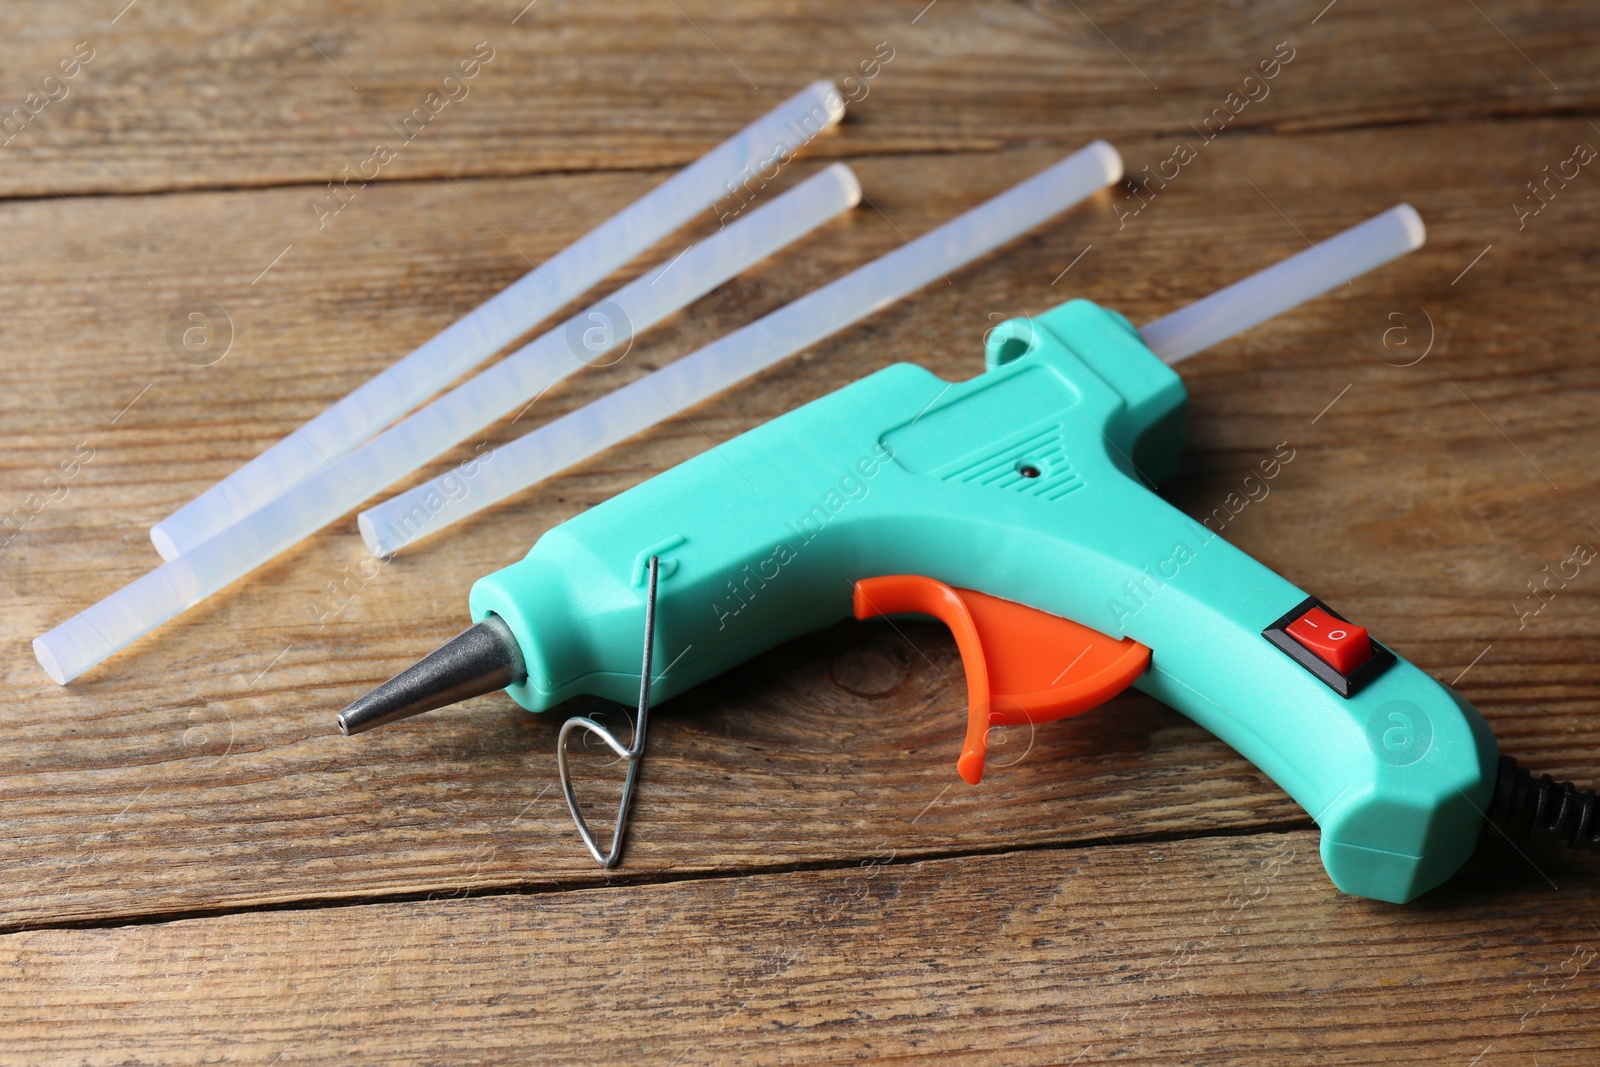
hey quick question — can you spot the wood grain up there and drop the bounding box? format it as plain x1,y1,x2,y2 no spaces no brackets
1,118,1597,934
0,1,1595,197
2,830,1597,1065
0,1,1597,1061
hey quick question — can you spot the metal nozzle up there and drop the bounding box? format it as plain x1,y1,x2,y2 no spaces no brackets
336,614,526,735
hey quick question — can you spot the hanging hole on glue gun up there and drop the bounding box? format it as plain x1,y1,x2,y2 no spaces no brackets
989,333,1033,367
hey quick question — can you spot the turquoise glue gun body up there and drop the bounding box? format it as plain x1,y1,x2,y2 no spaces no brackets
470,299,1500,903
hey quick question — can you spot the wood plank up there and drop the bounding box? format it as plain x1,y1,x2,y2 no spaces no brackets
2,118,1598,929
3,830,1597,1064
0,0,1594,197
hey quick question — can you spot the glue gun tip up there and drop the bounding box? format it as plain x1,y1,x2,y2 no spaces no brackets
332,616,526,737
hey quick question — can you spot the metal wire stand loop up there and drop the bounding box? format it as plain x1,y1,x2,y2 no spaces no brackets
557,555,658,867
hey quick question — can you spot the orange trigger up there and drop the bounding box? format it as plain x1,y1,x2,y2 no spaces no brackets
852,575,1151,787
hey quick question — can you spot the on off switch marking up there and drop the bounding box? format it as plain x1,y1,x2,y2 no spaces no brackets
1286,606,1373,675
1262,596,1396,699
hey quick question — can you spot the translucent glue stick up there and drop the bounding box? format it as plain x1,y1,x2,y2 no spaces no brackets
150,80,846,561
36,163,861,684
359,197,1424,558
357,142,1127,556
1140,205,1425,364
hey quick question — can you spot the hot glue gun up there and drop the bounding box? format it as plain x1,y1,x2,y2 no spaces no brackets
338,205,1598,902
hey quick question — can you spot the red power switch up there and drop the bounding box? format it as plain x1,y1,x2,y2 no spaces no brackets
1286,606,1373,675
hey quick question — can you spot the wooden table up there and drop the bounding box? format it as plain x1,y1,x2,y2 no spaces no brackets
2,1,1597,1063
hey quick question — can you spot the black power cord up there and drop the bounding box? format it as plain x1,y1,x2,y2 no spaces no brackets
1488,756,1600,854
